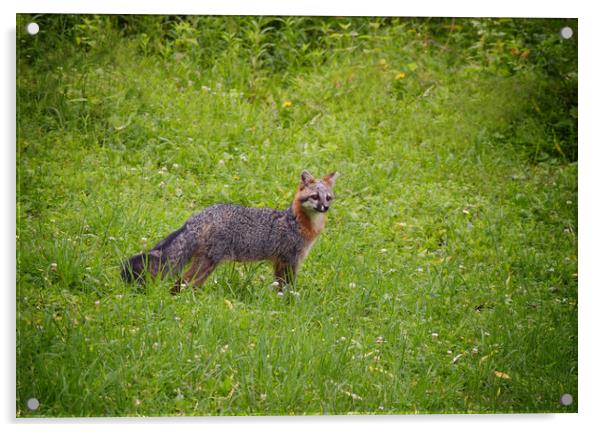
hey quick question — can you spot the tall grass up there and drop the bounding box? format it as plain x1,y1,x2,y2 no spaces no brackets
17,15,577,416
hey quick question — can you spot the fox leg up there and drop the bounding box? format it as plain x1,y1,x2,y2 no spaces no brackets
273,260,297,291
172,255,217,294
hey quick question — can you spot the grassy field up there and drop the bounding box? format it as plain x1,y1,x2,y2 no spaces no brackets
16,16,577,416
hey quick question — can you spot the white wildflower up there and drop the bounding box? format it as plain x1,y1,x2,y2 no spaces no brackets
342,390,363,401
452,353,463,364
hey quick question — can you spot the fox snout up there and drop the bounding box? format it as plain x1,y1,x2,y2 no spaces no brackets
315,204,329,213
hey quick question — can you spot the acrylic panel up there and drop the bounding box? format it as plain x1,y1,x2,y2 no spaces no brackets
16,14,578,417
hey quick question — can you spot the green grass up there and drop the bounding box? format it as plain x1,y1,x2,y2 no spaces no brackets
16,15,577,416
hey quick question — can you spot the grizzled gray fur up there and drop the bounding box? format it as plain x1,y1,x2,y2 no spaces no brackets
121,170,338,293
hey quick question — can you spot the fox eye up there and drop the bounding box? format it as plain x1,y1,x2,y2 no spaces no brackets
326,195,332,201
311,194,319,200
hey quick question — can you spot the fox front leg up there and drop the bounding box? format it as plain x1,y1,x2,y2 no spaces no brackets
273,260,297,292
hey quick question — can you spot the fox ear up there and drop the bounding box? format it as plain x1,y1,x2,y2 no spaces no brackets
322,172,339,186
301,170,315,185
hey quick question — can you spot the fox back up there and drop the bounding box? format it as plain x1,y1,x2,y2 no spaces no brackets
186,204,304,263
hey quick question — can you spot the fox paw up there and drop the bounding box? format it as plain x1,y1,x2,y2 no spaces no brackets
171,280,187,295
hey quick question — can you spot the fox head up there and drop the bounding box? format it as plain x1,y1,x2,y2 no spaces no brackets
296,170,338,214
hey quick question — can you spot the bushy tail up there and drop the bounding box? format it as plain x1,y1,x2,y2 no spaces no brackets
121,224,193,283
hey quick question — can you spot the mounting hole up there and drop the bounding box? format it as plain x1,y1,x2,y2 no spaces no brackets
26,22,40,35
26,397,40,411
560,393,573,406
560,26,573,40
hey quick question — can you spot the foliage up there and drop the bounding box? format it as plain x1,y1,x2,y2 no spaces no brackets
17,14,577,416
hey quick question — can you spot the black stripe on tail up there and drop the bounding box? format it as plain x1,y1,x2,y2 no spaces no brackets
152,225,186,251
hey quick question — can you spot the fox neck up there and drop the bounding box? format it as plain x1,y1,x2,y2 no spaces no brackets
292,192,326,240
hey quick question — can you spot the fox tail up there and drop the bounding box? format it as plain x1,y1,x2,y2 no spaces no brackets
120,224,193,283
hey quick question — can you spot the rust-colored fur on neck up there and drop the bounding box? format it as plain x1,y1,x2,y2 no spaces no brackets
293,189,325,240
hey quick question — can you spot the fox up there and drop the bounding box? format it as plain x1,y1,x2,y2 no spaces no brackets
121,170,338,293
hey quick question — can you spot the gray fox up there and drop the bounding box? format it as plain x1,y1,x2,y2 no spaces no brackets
121,170,338,293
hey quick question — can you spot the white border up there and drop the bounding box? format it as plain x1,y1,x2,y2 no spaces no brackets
10,0,580,17
4,1,599,432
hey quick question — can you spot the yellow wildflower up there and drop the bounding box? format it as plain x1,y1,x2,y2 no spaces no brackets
282,100,293,108
494,371,511,379
395,72,406,80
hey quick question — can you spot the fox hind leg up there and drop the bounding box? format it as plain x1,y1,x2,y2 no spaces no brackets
172,254,217,294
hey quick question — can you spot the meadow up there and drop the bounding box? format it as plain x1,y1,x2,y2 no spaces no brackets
16,15,577,416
